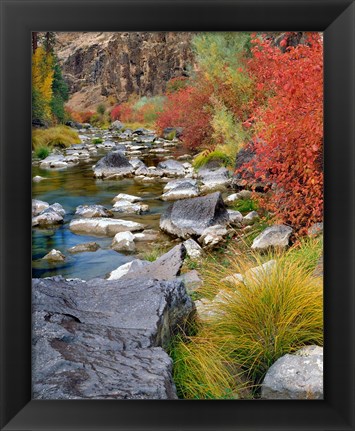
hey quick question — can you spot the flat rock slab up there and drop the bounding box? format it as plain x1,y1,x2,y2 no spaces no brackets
161,181,199,201
69,218,145,236
160,192,229,239
32,276,194,399
68,242,100,253
261,346,323,399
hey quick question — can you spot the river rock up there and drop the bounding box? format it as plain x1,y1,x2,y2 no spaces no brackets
129,158,146,170
93,151,134,179
33,175,46,183
176,270,202,292
39,155,69,169
112,193,142,203
251,225,293,251
307,222,323,237
198,225,229,247
120,243,186,281
243,211,259,225
198,166,231,192
69,218,145,236
32,276,195,399
133,229,161,242
261,346,323,400
161,181,199,201
42,249,65,262
163,178,197,192
227,210,243,226
110,120,124,130
111,231,136,252
75,204,113,218
157,159,186,177
32,203,66,227
107,259,150,280
183,238,203,259
32,199,50,216
160,192,229,239
68,242,100,253
112,200,149,214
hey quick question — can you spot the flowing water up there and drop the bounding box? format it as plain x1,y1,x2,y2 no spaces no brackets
32,130,190,280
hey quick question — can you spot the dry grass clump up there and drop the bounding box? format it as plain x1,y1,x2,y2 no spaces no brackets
32,125,81,150
171,236,323,397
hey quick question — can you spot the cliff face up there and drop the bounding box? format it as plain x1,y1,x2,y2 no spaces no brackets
55,32,195,111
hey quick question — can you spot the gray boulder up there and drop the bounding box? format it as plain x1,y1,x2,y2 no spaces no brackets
69,218,145,236
157,159,186,177
198,225,229,247
261,346,323,399
160,192,229,239
75,204,113,218
198,166,231,192
32,276,195,399
243,211,259,225
110,120,124,130
163,178,197,193
251,225,293,251
120,243,186,281
227,210,243,227
183,238,203,259
68,242,100,253
93,151,134,179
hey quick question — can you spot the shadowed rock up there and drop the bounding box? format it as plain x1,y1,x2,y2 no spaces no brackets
160,192,229,239
93,151,134,179
32,276,194,399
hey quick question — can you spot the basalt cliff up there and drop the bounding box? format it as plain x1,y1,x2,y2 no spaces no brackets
55,32,195,111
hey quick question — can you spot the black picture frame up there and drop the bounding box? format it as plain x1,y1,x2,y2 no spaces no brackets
1,0,354,430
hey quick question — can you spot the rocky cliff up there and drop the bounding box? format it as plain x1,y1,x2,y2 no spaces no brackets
55,32,195,111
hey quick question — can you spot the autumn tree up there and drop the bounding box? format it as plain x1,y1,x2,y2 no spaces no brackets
240,32,323,232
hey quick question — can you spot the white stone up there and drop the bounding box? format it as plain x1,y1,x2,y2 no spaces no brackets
111,231,136,252
107,259,150,280
69,218,145,236
112,193,142,203
183,239,203,259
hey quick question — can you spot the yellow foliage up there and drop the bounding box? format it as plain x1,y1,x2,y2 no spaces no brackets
32,46,54,121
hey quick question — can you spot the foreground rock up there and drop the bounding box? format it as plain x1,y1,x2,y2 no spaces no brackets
32,276,194,399
261,346,323,399
69,218,145,236
160,192,229,239
251,225,293,251
111,231,136,252
93,151,134,179
32,203,66,227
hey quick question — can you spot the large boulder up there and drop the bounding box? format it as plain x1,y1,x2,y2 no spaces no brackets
251,225,293,251
93,150,134,179
198,165,231,192
32,276,195,399
261,346,323,399
69,218,145,236
160,192,229,239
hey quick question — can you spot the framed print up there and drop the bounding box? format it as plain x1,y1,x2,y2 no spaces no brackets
1,0,354,430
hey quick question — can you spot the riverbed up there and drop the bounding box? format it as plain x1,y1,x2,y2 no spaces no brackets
32,127,190,280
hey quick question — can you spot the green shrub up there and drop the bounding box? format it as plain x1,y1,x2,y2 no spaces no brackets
232,198,258,214
32,125,81,150
97,103,106,115
34,146,50,159
192,148,232,169
92,138,103,145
